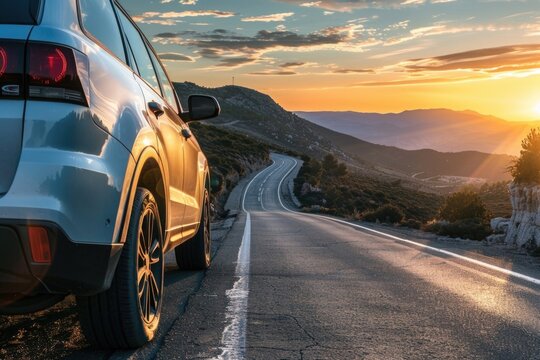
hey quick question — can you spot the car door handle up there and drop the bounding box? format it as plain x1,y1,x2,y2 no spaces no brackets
181,128,192,139
148,101,164,118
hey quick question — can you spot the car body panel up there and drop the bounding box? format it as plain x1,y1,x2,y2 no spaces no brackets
0,25,33,195
0,101,25,194
182,136,207,239
0,0,213,304
0,25,33,40
1,102,134,246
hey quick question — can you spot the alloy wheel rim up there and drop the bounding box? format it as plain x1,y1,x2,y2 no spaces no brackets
137,208,163,324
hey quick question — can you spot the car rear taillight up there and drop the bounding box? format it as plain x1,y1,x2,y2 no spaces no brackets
0,40,89,106
28,43,89,106
0,42,24,98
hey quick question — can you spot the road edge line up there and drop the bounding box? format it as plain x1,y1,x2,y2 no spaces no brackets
276,156,540,287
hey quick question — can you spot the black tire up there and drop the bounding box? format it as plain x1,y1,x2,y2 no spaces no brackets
77,188,164,349
175,190,211,270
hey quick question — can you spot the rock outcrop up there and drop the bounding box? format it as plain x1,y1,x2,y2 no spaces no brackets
502,183,540,249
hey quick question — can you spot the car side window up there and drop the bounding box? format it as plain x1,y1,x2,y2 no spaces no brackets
149,50,179,113
79,0,126,62
116,9,161,95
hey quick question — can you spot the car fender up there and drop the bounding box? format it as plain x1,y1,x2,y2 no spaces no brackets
118,142,171,248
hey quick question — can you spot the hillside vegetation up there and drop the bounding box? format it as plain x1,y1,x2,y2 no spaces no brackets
510,128,540,184
294,154,443,225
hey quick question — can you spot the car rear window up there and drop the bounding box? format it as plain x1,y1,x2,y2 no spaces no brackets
0,0,41,25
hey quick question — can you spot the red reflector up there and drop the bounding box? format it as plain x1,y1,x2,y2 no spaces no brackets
28,227,51,264
0,47,7,77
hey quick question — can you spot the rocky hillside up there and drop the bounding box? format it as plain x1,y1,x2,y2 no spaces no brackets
175,82,513,183
176,82,345,161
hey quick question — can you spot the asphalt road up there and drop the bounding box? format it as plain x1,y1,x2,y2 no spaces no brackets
151,154,540,359
3,154,539,360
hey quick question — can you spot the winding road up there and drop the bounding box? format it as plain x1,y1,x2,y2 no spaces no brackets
152,154,540,360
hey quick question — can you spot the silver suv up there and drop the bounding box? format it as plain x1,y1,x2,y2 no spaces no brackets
0,0,220,348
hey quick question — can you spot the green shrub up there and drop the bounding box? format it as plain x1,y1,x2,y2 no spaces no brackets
424,219,491,241
363,204,404,224
401,218,422,229
510,128,540,184
424,189,492,240
439,190,488,222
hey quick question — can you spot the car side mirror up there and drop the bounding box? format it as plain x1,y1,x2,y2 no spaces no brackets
183,95,220,122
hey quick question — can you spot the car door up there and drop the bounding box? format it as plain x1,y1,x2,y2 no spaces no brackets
147,50,203,238
179,123,204,234
116,8,186,240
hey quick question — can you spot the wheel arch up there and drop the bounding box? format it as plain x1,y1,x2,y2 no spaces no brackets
119,146,170,248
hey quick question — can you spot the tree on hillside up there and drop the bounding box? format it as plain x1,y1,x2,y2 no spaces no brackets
297,157,323,186
425,190,491,240
322,154,348,179
510,128,540,184
439,190,488,222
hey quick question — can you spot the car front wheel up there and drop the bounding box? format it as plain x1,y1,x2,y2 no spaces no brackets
175,189,211,270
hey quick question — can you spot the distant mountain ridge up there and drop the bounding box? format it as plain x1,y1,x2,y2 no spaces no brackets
297,109,536,156
175,82,513,182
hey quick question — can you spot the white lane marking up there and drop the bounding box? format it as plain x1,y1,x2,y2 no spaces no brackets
216,161,279,360
275,156,540,287
259,160,285,211
217,213,251,360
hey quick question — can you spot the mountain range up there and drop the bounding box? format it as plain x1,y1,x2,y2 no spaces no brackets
174,83,514,183
297,110,536,156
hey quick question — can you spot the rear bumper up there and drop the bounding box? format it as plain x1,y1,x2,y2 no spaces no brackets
0,221,122,298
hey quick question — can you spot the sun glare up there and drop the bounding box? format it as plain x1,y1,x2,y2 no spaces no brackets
534,102,540,115
535,102,540,116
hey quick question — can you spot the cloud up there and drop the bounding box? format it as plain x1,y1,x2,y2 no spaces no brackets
522,23,540,37
158,52,195,62
215,57,262,68
154,27,359,68
333,68,374,73
133,18,179,26
242,12,295,22
356,76,483,86
382,23,515,46
357,43,540,86
300,1,322,7
278,0,456,11
134,10,236,24
280,62,307,67
249,70,298,75
402,44,540,73
159,10,236,18
179,0,198,4
401,0,425,4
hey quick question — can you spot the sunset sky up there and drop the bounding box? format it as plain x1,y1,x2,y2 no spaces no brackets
118,0,540,122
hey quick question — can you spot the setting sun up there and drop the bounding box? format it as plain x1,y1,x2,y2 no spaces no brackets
535,103,540,116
